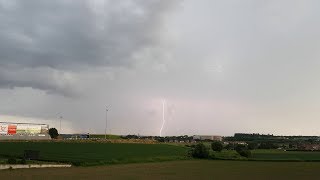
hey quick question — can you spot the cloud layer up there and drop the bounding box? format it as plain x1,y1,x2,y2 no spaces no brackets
1,0,320,136
0,0,176,94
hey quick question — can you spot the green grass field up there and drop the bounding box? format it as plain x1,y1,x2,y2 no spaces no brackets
2,141,320,167
251,149,320,161
0,142,188,166
1,160,320,180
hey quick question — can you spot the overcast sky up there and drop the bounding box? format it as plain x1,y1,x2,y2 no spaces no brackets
1,0,320,136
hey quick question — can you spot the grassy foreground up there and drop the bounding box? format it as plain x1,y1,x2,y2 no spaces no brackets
0,142,188,166
1,160,320,180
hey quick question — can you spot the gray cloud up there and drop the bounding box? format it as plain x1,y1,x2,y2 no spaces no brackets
0,66,79,96
0,0,177,94
1,0,320,136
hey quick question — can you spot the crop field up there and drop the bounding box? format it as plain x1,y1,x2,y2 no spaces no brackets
0,142,188,166
1,142,320,179
1,160,320,180
251,149,320,161
2,141,320,165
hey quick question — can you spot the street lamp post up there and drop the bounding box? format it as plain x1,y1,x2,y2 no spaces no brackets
105,108,108,139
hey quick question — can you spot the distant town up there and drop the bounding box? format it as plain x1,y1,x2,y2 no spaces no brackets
56,133,320,151
120,133,320,151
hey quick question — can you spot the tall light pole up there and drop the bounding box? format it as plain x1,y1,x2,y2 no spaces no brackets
59,116,63,134
105,108,108,139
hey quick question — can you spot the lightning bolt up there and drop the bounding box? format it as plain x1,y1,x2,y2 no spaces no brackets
160,99,166,137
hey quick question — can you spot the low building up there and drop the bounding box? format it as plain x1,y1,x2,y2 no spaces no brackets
224,141,248,145
193,135,222,141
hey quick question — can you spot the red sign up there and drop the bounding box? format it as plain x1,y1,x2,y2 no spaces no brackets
8,125,17,135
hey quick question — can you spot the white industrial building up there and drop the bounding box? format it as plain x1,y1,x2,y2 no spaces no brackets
0,122,51,140
193,135,222,141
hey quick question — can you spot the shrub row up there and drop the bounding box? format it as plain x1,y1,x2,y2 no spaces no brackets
7,158,27,164
190,142,252,159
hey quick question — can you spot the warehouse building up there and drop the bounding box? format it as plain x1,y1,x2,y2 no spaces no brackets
0,122,51,140
193,135,222,141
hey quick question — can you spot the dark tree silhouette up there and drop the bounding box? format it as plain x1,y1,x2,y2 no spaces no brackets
48,128,59,139
192,143,209,159
211,141,223,152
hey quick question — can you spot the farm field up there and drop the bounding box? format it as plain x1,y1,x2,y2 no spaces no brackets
251,149,320,161
2,141,320,167
1,160,320,180
0,142,188,166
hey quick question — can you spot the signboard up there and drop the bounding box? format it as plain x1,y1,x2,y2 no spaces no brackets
16,124,28,134
26,125,41,134
8,125,17,134
40,125,49,134
0,124,8,134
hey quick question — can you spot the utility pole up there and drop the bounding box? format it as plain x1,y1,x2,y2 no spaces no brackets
105,108,108,139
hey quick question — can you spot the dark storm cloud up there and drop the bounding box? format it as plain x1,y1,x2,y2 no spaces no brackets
0,0,177,93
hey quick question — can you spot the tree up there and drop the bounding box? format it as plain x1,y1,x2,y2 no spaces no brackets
248,142,258,150
235,144,247,152
238,150,251,158
258,142,278,149
48,128,59,139
235,144,251,158
192,143,209,159
211,141,223,152
225,143,235,150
